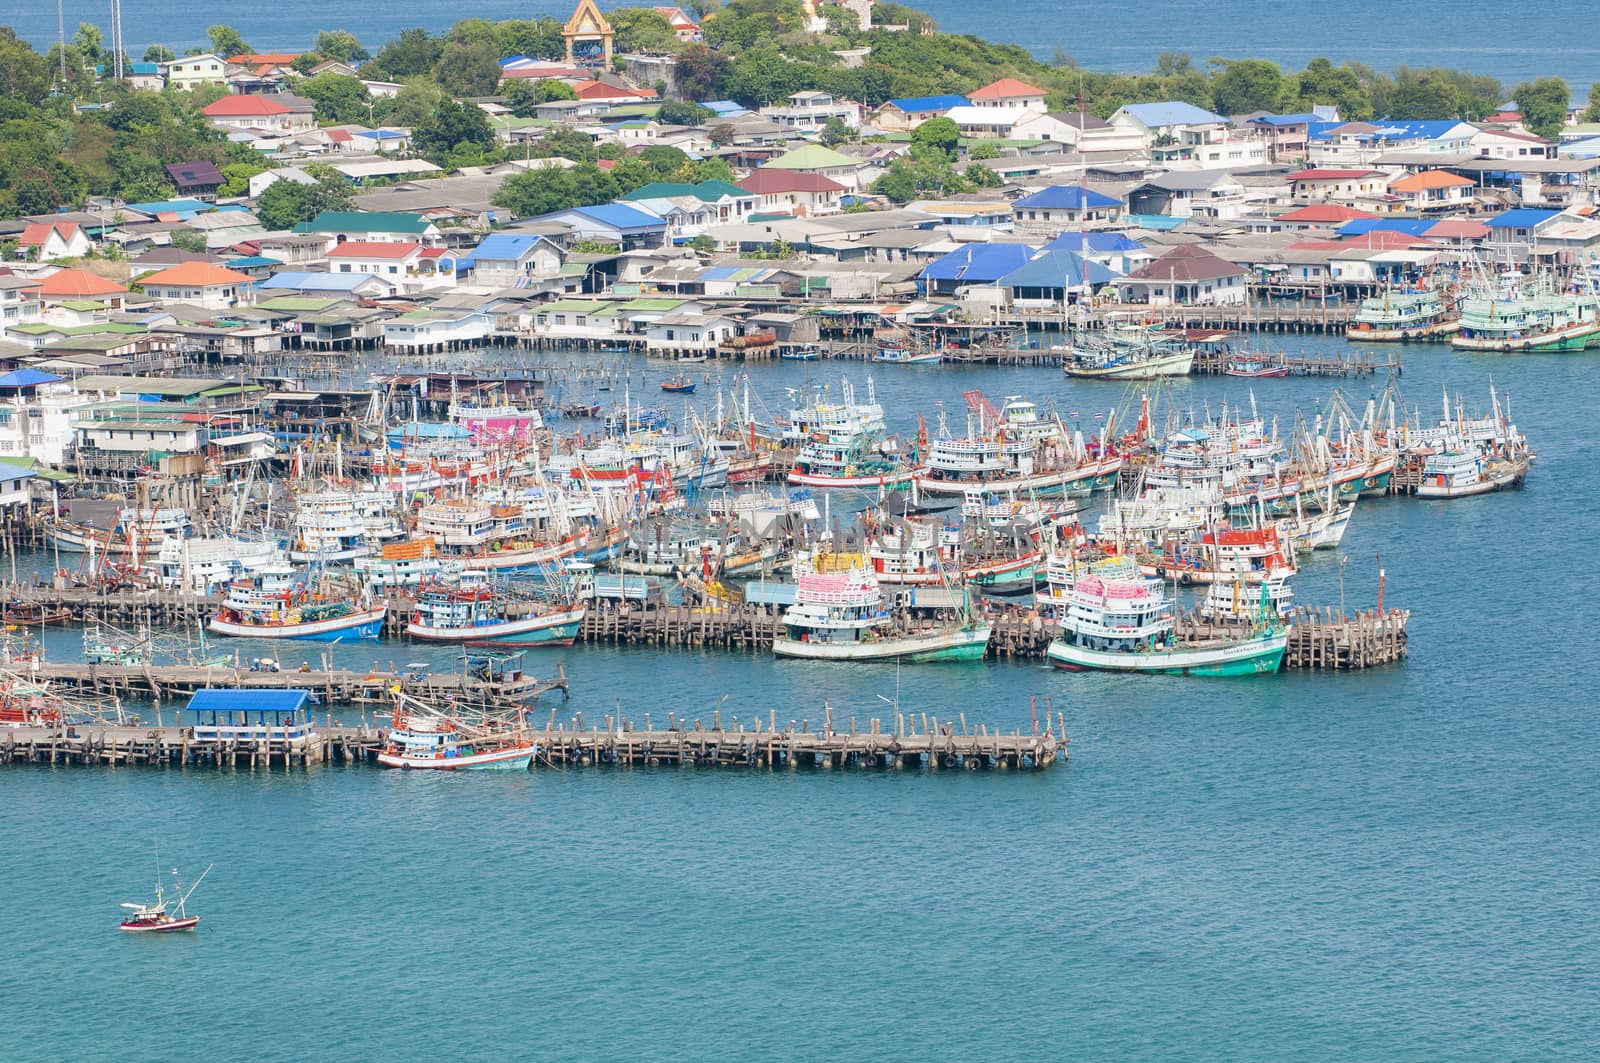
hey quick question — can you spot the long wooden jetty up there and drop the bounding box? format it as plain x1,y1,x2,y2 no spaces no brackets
0,707,1067,772
1190,348,1400,377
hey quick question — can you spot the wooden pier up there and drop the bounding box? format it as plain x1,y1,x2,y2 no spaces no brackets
0,707,1067,772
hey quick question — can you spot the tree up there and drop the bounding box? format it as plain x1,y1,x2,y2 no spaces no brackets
657,100,712,126
674,43,731,102
493,161,618,217
708,123,736,146
687,235,717,253
143,45,175,64
434,37,503,97
1513,77,1570,139
1296,58,1372,121
872,155,967,203
967,142,999,160
255,177,308,229
290,54,323,75
1210,58,1286,115
534,79,578,103
638,145,690,173
314,30,369,64
72,23,104,63
0,29,53,106
368,28,442,80
910,116,960,161
384,77,447,127
495,19,566,61
821,116,850,145
220,162,264,197
609,9,680,54
300,73,371,124
169,228,209,252
207,25,251,59
412,98,494,162
964,163,1002,188
1585,83,1600,124
535,126,598,163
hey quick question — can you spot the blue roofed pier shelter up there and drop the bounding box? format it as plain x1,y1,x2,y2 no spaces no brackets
185,689,316,745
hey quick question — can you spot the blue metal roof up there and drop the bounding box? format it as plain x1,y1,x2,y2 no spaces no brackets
562,203,667,231
257,272,379,291
1485,208,1562,228
1337,219,1438,237
1250,113,1320,126
0,369,63,388
186,689,309,714
996,249,1117,289
1014,186,1121,211
1046,231,1146,253
882,95,968,113
124,198,213,219
1118,101,1227,127
225,256,281,269
472,234,543,259
1122,213,1188,231
921,243,1037,283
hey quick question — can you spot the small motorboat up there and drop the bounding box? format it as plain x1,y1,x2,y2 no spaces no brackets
782,347,820,361
661,376,697,394
120,862,211,933
1224,360,1290,378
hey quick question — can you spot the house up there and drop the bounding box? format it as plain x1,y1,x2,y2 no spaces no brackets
301,211,440,247
1268,203,1379,231
995,248,1117,307
1471,127,1556,161
1308,119,1477,166
969,78,1048,112
1389,170,1477,211
761,144,866,191
919,243,1037,296
1128,171,1247,220
164,162,226,202
539,204,668,249
1247,113,1321,161
1043,231,1152,275
469,234,566,287
326,240,424,279
1288,168,1392,203
1115,244,1248,306
0,368,90,464
0,276,43,338
201,94,316,134
618,180,758,237
1023,111,1147,154
1010,186,1124,235
652,6,701,40
256,271,399,299
737,168,847,216
382,309,492,350
571,79,657,102
760,90,860,131
36,268,129,307
137,262,254,309
1109,101,1229,142
872,95,968,132
249,167,318,198
159,53,227,91
1483,207,1564,260
942,106,1077,142
18,221,92,262
124,62,165,91
643,310,737,354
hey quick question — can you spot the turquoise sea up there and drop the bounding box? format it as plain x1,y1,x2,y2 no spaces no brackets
6,0,1597,87
5,335,1598,1059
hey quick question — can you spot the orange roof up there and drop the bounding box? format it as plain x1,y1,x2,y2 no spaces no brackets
970,77,1046,100
572,80,658,101
37,268,127,298
228,53,300,66
1390,170,1475,193
138,262,254,287
203,95,292,117
19,221,81,247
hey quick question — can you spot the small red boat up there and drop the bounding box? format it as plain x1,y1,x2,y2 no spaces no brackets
120,862,211,933
660,376,696,394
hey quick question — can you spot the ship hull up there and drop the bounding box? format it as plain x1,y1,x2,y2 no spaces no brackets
405,608,585,646
1046,634,1286,676
119,916,201,932
915,457,1123,498
1063,351,1194,379
787,468,919,489
377,744,537,770
773,625,991,662
207,606,387,641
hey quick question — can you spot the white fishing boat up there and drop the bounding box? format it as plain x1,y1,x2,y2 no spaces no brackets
48,507,191,556
772,559,990,662
377,695,538,770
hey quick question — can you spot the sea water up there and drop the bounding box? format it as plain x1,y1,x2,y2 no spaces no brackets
7,0,1597,88
4,335,1597,1059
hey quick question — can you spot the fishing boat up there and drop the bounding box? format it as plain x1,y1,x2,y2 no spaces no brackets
47,507,192,556
914,433,1119,498
1224,358,1290,378
405,579,585,646
1045,573,1286,676
772,559,991,662
781,346,820,361
1199,575,1294,623
289,491,373,563
1451,266,1600,352
1404,385,1531,498
376,695,538,770
1347,286,1461,342
83,624,149,666
119,862,212,934
1061,330,1195,379
351,537,464,589
151,535,285,594
788,429,919,489
660,376,697,394
872,347,942,365
208,569,386,640
1,601,72,626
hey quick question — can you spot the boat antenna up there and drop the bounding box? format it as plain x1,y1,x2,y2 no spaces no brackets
176,865,213,917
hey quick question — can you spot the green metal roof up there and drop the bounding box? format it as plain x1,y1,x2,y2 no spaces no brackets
303,210,430,235
614,298,685,312
537,299,613,314
257,297,346,312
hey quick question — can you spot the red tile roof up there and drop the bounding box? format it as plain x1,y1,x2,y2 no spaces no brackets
1275,204,1378,223
1423,219,1490,239
138,262,254,287
1124,244,1246,282
326,241,422,259
19,221,80,247
970,77,1046,100
738,169,846,194
227,53,300,66
1289,231,1429,252
204,95,291,117
572,80,657,101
